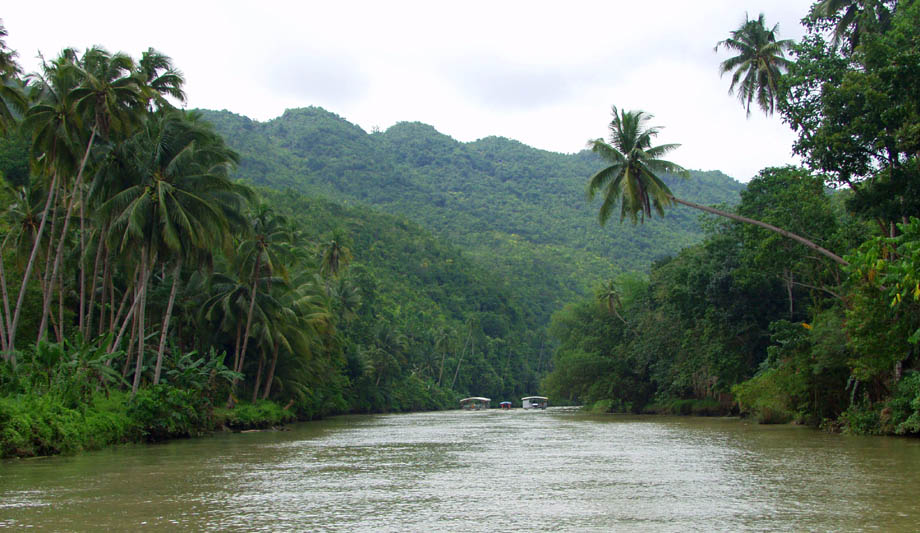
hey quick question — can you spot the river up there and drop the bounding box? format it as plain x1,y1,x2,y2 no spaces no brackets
2,408,919,531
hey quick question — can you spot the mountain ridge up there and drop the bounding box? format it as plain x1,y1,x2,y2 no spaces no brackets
201,106,745,323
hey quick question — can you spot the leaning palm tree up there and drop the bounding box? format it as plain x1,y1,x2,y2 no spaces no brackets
715,13,793,117
587,107,848,265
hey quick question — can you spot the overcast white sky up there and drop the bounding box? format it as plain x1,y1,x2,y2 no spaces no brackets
4,1,811,182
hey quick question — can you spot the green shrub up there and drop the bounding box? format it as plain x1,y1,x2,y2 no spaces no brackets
0,392,134,458
127,385,212,441
839,403,882,435
732,368,799,424
589,399,614,413
216,400,294,430
888,371,920,435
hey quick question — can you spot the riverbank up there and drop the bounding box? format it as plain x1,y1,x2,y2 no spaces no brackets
0,386,296,459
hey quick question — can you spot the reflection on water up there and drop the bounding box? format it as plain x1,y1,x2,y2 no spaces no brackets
2,409,919,531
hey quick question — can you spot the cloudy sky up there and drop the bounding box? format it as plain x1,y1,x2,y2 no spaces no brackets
4,1,811,182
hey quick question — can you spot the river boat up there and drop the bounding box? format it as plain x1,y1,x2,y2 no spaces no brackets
460,397,491,410
499,401,512,409
521,396,548,409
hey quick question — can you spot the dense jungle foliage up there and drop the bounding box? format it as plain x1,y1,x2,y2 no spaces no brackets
544,0,920,435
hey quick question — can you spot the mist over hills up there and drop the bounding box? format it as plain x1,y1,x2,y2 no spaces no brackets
201,107,745,321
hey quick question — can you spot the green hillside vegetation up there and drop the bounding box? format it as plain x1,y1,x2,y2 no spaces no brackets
201,108,745,319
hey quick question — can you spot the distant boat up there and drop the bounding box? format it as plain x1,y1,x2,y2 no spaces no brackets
521,396,548,409
460,397,491,410
499,401,512,409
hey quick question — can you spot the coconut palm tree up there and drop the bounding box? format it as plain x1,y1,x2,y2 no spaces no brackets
320,230,353,279
810,0,894,52
103,110,246,394
715,13,793,117
588,107,848,265
135,48,185,111
226,203,292,401
0,20,18,78
5,52,84,358
597,280,628,326
0,20,26,134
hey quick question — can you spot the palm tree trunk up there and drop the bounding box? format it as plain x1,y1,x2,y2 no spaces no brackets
231,322,242,378
784,268,794,318
106,255,118,335
668,195,849,266
56,267,64,343
437,350,447,387
251,351,265,403
37,128,97,343
35,202,60,343
121,312,137,381
238,262,260,371
108,265,140,352
153,258,182,385
451,333,472,390
8,171,59,361
0,281,8,354
38,183,83,343
230,256,261,397
85,225,108,337
131,246,149,397
78,182,86,336
98,246,112,337
261,341,280,400
0,236,13,353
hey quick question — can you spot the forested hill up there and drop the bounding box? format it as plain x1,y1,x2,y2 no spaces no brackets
201,107,744,319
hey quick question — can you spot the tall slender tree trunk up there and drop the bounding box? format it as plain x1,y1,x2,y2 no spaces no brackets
229,256,261,405
261,341,280,400
0,236,13,353
153,259,182,385
451,330,473,390
251,351,265,403
231,322,242,379
38,185,83,343
38,128,97,343
108,265,141,353
98,247,112,338
437,349,447,387
238,260,261,371
784,268,794,318
131,246,149,397
78,181,86,336
85,225,108,338
121,312,137,380
8,171,59,361
35,201,60,343
107,255,118,335
668,195,849,265
55,267,64,343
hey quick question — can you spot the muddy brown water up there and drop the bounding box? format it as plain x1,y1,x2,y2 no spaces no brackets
2,408,919,531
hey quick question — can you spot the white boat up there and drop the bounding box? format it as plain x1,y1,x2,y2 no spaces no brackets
460,397,491,410
521,396,548,409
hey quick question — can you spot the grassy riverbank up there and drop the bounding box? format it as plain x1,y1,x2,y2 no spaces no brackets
0,387,298,459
